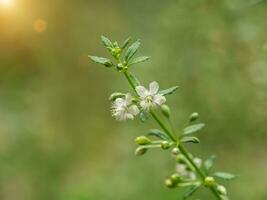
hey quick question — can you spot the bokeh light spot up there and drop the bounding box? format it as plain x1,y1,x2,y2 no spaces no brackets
34,19,47,33
0,0,12,7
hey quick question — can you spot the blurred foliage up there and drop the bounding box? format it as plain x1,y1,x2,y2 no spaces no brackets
0,0,267,199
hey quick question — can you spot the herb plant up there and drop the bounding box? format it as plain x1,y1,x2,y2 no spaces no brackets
89,36,238,200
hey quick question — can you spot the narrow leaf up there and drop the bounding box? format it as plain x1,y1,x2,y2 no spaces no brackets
147,129,170,141
101,35,113,49
129,72,141,87
182,123,205,135
125,40,141,62
109,93,125,101
159,86,179,96
204,155,216,173
129,56,150,66
89,56,113,67
183,183,201,199
181,136,200,144
214,172,239,180
121,37,131,49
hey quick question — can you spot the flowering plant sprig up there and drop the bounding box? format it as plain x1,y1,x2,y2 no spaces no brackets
89,36,238,200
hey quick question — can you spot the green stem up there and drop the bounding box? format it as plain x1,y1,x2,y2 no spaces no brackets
122,70,222,200
123,70,136,92
150,110,177,142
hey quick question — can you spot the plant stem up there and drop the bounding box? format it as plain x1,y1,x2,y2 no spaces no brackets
150,110,177,142
123,70,137,92
123,70,222,200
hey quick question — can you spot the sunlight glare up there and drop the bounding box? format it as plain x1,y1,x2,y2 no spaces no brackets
0,0,12,7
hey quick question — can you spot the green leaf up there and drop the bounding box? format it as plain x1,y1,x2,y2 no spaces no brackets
128,72,141,87
183,183,201,199
121,37,131,49
159,86,179,96
146,129,170,141
204,155,216,173
181,136,200,144
182,123,205,135
101,35,113,49
214,172,239,180
125,40,141,62
109,93,125,101
89,56,113,67
129,56,150,66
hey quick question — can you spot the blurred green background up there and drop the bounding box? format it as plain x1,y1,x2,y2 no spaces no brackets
0,0,267,199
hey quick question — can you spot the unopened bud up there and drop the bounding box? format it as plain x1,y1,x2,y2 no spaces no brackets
161,105,171,118
171,147,180,156
135,136,151,145
161,141,171,150
170,173,181,184
135,147,147,156
116,63,123,70
217,185,227,195
189,112,199,122
164,178,175,188
204,176,215,187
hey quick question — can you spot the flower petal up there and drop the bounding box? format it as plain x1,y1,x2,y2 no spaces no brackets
136,86,148,97
114,98,125,107
149,81,159,95
128,105,139,116
154,94,166,105
125,93,132,105
140,100,149,110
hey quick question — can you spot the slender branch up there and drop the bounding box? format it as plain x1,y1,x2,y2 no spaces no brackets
150,110,177,142
123,69,222,200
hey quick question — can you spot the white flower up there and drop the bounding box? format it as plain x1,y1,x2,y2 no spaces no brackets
135,81,166,110
111,93,139,121
176,163,197,180
193,157,202,168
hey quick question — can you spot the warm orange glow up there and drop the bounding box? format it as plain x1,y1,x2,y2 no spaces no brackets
34,19,47,33
0,0,12,7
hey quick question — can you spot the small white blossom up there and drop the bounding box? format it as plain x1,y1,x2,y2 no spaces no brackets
193,157,202,168
135,81,166,110
176,163,188,176
176,163,197,180
111,93,139,121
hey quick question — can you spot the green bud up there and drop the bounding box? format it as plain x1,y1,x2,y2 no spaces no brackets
113,41,119,47
135,147,147,156
204,176,216,187
161,141,171,150
171,147,180,156
217,185,227,195
161,105,171,118
116,63,124,70
189,112,199,122
135,136,151,145
164,178,175,188
170,173,181,184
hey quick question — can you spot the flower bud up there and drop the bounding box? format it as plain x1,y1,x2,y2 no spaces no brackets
171,147,180,156
204,176,216,187
116,63,123,71
135,147,147,156
189,112,199,122
217,185,227,195
170,173,181,184
135,136,151,145
161,141,171,150
161,105,171,118
164,178,175,188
